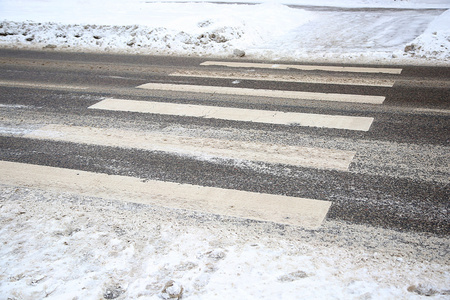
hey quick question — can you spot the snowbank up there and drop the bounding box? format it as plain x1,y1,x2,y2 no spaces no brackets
0,0,449,64
404,9,450,60
131,0,450,9
0,3,314,57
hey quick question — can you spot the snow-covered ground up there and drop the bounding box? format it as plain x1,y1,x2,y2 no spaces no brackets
0,0,449,64
1,186,449,299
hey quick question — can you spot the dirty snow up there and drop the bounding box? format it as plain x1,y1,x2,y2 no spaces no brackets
1,186,449,299
0,0,449,64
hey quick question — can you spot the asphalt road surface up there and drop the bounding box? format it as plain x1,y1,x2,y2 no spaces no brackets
0,49,448,235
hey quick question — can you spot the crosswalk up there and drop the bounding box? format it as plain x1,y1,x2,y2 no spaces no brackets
1,59,421,230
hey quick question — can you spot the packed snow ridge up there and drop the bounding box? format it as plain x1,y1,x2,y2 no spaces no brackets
0,0,449,64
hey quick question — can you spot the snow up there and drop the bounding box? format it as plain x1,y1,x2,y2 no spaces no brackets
404,8,450,60
1,186,449,299
0,0,449,64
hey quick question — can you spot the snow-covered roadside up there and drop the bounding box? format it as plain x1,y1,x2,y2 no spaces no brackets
1,185,449,299
0,0,449,65
0,2,313,58
403,9,450,61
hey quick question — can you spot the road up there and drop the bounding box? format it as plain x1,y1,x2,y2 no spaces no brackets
0,49,448,235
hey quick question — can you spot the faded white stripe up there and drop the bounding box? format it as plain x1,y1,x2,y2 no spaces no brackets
413,107,450,114
200,61,403,74
0,161,331,228
169,71,396,87
0,80,88,90
25,124,356,171
89,98,374,131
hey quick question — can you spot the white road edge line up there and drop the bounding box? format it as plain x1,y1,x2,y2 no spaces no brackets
0,80,89,90
413,107,450,114
0,161,332,228
89,98,374,131
200,61,403,74
136,83,385,105
24,124,356,171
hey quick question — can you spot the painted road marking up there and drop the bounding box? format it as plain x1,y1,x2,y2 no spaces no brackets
200,61,403,74
136,83,385,105
169,70,396,87
25,124,356,171
0,104,34,109
89,98,374,131
0,161,332,228
413,107,450,114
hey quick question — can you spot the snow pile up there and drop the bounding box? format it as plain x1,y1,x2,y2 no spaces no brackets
404,9,450,60
0,2,314,57
0,20,245,55
1,186,449,299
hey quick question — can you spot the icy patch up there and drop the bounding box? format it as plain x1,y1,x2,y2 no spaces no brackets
0,124,43,136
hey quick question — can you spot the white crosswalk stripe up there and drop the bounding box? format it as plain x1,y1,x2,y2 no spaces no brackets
24,124,356,171
169,70,396,87
89,98,374,131
136,82,386,104
200,61,403,74
0,160,331,229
